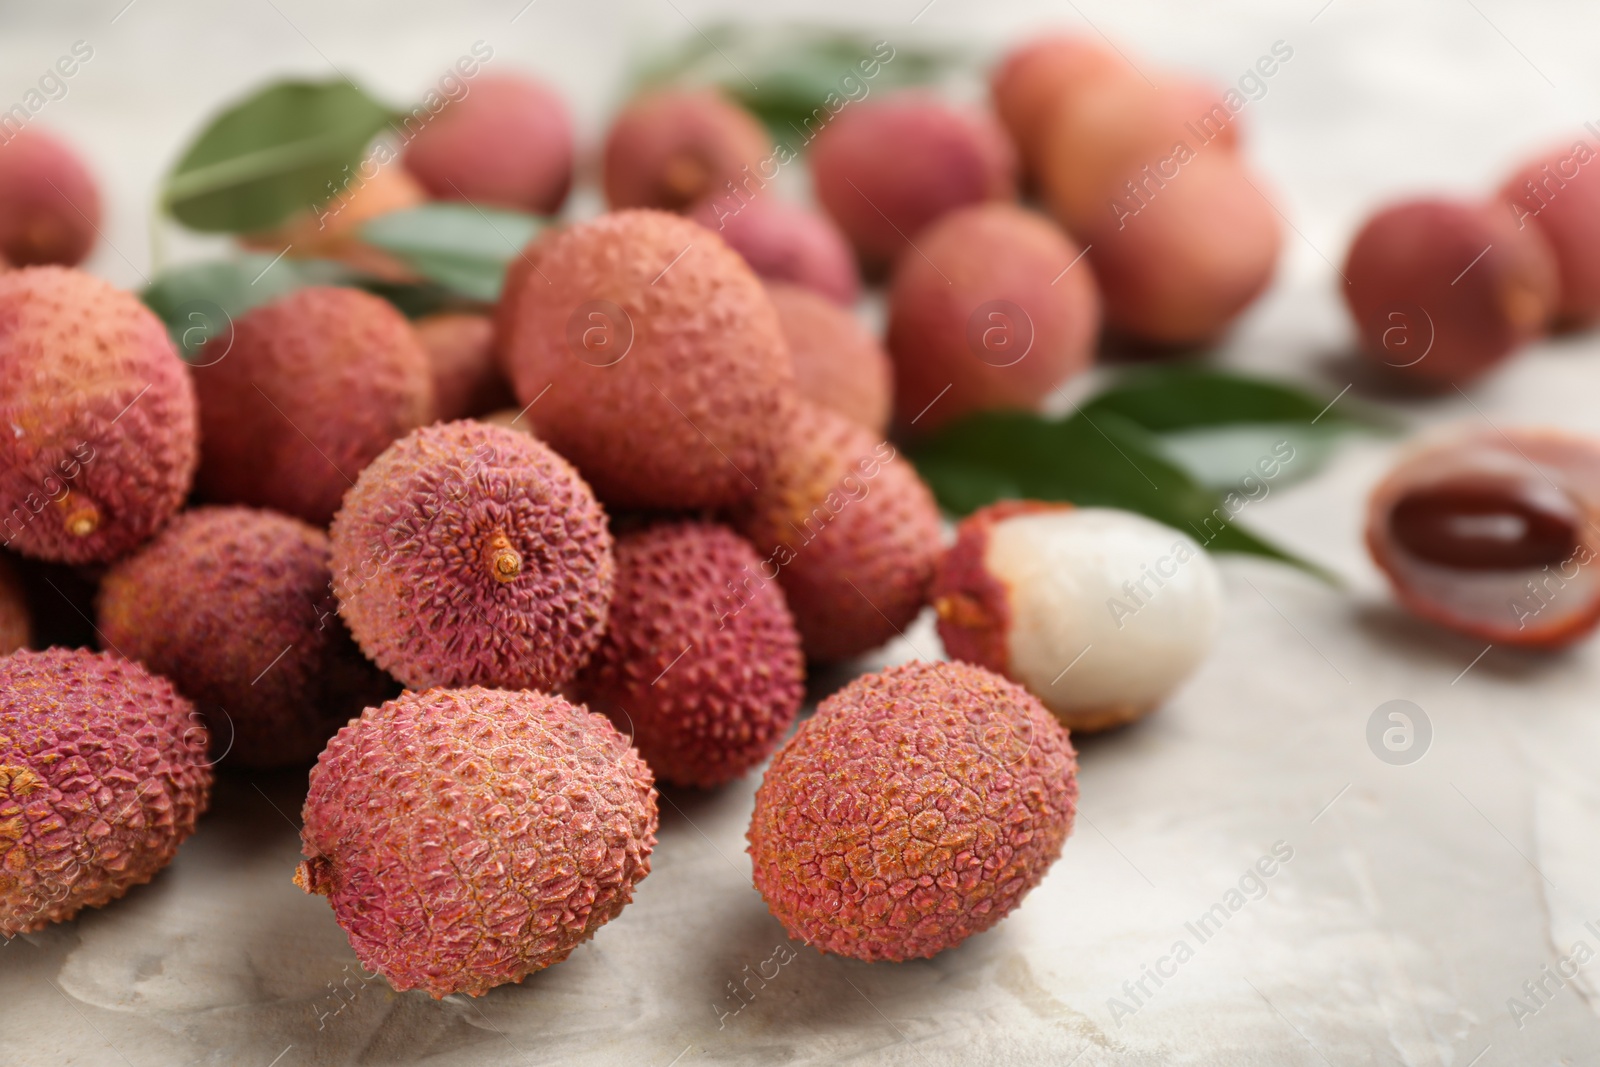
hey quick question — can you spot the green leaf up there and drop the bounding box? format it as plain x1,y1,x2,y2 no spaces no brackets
359,203,544,303
1079,367,1389,433
908,409,1337,582
1153,423,1341,491
163,79,396,233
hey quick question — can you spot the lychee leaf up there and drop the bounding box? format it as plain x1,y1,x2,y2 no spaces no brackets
163,79,397,233
1078,367,1393,432
359,203,544,303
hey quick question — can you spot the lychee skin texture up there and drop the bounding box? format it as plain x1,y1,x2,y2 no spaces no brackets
0,267,199,565
886,203,1099,433
577,521,804,789
498,210,794,509
0,127,101,267
415,312,514,422
689,196,862,306
602,89,773,212
0,648,212,935
0,555,27,655
96,507,394,768
766,281,892,435
402,73,575,215
729,403,944,663
810,93,1017,269
1343,198,1558,387
1497,139,1600,328
192,286,434,526
748,660,1077,962
296,687,657,998
331,421,614,691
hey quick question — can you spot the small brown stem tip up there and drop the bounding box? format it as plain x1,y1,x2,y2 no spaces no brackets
485,530,523,583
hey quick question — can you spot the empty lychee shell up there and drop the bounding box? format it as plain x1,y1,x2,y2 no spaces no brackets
1366,426,1600,648
934,501,1221,731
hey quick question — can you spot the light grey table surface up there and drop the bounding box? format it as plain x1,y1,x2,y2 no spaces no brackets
4,1,1600,1064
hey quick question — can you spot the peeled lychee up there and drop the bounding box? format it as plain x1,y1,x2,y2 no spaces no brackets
402,72,574,214
767,281,892,435
498,210,794,509
0,267,198,564
603,88,773,212
1343,197,1558,387
729,402,944,663
934,502,1221,732
0,555,30,655
689,195,861,305
886,202,1099,433
0,648,212,935
192,286,434,526
415,312,514,421
296,686,657,998
1497,139,1600,328
0,127,101,267
96,506,394,768
576,521,804,788
810,92,1017,269
748,660,1077,961
331,421,614,691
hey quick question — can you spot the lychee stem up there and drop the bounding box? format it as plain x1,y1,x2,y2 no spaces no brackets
293,858,332,896
54,492,100,538
485,530,523,583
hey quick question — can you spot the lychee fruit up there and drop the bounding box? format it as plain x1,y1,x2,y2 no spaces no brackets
1497,139,1600,328
0,554,30,655
415,311,514,421
96,506,395,768
498,210,794,509
886,202,1099,433
295,686,657,998
0,127,101,267
0,648,212,935
1343,197,1558,387
576,521,804,789
989,32,1131,183
242,165,426,282
331,420,614,691
689,195,861,305
766,281,892,435
602,88,773,212
810,92,1017,269
0,267,198,564
1366,425,1600,648
934,502,1221,732
191,286,434,526
402,72,574,215
748,659,1077,961
728,402,944,663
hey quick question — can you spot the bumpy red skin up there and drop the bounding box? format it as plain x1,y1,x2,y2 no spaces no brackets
766,282,892,435
331,421,614,691
498,210,794,509
296,687,657,998
577,522,804,788
0,267,198,565
402,73,574,214
810,92,1017,269
887,203,1099,433
603,89,773,212
748,660,1077,961
0,648,212,935
1343,198,1557,388
415,312,514,422
729,403,944,663
932,500,1071,672
690,196,861,305
192,286,434,526
1498,139,1600,329
0,555,30,655
0,128,101,267
96,507,393,768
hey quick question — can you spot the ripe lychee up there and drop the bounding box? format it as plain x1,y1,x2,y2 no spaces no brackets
414,311,514,421
766,281,892,434
331,420,614,691
0,648,212,935
0,127,101,267
748,660,1077,961
576,521,804,788
191,286,434,526
0,267,198,564
0,554,30,655
296,686,657,998
689,195,861,305
96,506,395,768
1497,139,1600,329
602,88,773,212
